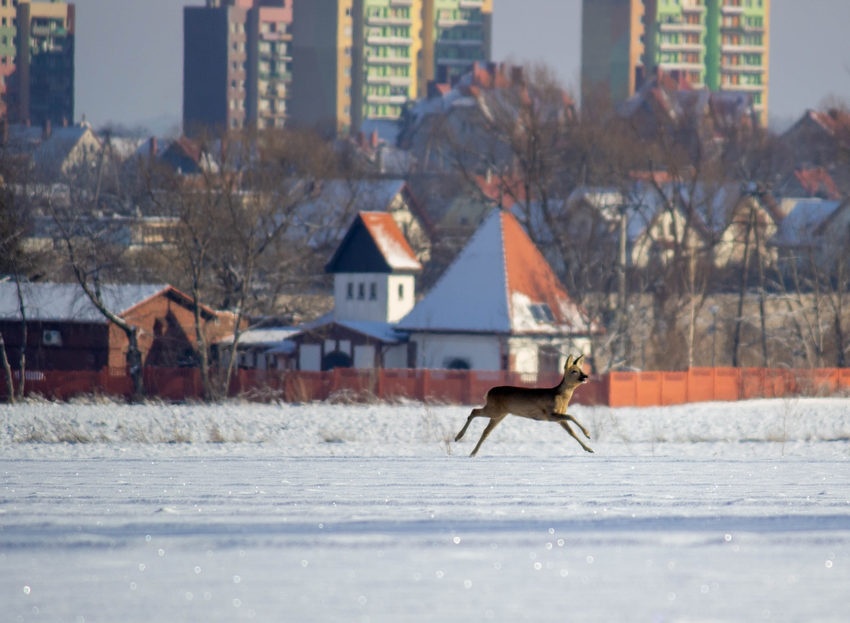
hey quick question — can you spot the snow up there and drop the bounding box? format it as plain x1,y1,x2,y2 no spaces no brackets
399,209,510,333
2,397,850,622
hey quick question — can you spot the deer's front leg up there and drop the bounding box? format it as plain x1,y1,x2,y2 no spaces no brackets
550,412,591,439
558,420,594,453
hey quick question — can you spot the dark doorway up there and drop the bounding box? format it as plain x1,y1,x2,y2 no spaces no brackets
322,350,352,371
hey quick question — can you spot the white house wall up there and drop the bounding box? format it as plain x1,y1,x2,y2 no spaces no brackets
333,273,416,323
353,344,376,368
383,344,409,369
299,344,321,371
411,333,502,370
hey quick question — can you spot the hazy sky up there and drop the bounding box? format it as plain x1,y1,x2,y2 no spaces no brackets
72,0,850,134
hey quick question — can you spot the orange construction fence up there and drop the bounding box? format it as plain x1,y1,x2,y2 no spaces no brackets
2,366,850,405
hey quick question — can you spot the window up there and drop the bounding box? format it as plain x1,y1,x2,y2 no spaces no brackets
346,282,354,299
369,283,377,300
398,283,404,300
357,283,365,300
529,304,555,323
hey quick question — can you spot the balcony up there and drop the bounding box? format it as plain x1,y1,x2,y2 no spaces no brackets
366,55,412,66
437,57,479,66
720,81,762,92
720,43,765,54
437,16,482,27
459,0,484,8
366,74,412,87
658,60,704,72
660,25,704,36
436,37,485,48
389,0,412,5
366,34,414,46
366,93,408,105
720,4,745,14
720,64,764,74
366,15,412,27
658,41,704,53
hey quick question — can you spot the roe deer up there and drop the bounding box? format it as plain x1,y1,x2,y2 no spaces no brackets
454,354,593,457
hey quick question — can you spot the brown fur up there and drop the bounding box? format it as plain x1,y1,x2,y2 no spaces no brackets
455,354,593,456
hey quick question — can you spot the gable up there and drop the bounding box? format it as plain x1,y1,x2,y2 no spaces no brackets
326,212,421,274
399,209,590,335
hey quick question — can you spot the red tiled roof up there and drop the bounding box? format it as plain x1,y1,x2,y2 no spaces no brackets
359,211,421,272
398,209,592,334
794,167,841,199
501,211,579,328
473,173,528,209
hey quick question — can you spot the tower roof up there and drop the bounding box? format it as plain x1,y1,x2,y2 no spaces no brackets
325,211,422,274
398,209,590,334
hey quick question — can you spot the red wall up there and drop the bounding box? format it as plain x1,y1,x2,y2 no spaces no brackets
4,366,850,404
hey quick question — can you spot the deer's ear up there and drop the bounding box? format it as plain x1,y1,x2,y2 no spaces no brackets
565,355,573,369
575,354,584,367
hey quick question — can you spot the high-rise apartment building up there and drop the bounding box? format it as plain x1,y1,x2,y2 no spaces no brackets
184,0,293,137
288,0,352,134
289,0,491,135
0,0,75,125
581,0,770,124
422,0,492,89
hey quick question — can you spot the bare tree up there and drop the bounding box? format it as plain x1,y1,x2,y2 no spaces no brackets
142,127,354,399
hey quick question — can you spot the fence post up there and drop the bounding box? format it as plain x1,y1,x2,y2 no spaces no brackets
417,369,431,402
376,368,384,401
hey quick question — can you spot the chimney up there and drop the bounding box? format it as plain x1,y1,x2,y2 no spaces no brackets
149,136,158,159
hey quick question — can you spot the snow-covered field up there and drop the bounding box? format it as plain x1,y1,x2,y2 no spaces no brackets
2,397,849,622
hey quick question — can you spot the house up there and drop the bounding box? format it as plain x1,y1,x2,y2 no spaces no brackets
158,135,219,176
0,282,234,372
617,69,759,160
773,166,842,201
397,208,597,375
290,178,433,263
280,211,422,371
769,198,850,270
217,326,300,371
30,121,102,180
398,62,576,174
781,108,850,170
564,178,782,274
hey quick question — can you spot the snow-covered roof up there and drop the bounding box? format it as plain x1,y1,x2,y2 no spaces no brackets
398,209,590,335
771,198,843,248
326,211,421,274
286,314,406,345
217,327,300,346
0,282,169,322
337,320,407,343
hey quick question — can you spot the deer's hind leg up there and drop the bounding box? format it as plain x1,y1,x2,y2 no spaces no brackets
469,416,505,457
455,406,492,442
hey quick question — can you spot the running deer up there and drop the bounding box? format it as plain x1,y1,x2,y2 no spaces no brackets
454,354,593,456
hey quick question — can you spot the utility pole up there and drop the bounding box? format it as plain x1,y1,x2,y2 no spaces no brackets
616,203,629,367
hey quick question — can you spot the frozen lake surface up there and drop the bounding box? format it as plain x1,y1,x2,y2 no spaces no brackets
2,398,850,622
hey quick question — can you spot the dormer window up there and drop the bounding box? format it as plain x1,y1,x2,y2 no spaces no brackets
529,303,555,323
